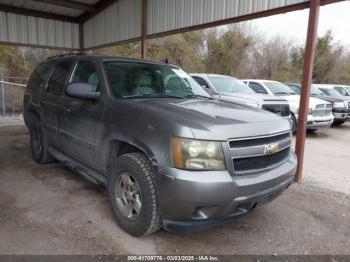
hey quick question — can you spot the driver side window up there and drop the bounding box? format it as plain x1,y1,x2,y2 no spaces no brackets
249,82,267,94
71,61,100,92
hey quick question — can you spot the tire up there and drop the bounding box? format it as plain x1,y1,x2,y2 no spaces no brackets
307,129,317,134
291,113,297,133
29,118,55,164
333,120,346,126
107,153,162,236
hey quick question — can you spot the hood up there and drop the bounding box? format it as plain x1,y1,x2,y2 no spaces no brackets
130,98,291,140
216,92,287,106
311,94,343,103
282,95,330,108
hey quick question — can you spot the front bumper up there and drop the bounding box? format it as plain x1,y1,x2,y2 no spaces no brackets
333,108,348,121
295,114,334,130
157,153,297,232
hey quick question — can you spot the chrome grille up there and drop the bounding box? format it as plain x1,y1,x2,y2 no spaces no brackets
313,104,332,117
228,132,291,175
261,103,290,117
233,148,290,172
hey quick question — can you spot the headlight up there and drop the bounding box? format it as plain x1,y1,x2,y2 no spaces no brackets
333,102,345,108
171,137,225,171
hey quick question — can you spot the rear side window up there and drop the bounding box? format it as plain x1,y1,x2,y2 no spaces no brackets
248,82,268,94
27,62,52,90
47,60,74,95
71,61,100,91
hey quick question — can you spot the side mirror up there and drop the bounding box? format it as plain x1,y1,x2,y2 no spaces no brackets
66,83,100,100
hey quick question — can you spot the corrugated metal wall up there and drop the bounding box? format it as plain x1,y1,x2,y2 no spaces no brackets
0,11,79,49
0,0,313,49
148,0,308,35
83,0,141,49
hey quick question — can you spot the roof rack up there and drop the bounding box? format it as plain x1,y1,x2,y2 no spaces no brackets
46,52,86,60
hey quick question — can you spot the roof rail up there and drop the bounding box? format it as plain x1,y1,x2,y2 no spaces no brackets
46,52,86,60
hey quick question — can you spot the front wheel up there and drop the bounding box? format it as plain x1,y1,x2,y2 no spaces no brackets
291,113,297,133
107,153,162,236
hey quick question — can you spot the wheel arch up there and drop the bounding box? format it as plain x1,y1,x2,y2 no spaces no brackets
105,137,158,171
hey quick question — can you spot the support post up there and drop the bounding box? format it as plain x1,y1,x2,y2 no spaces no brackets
79,23,84,52
141,0,148,58
1,73,5,116
294,0,320,183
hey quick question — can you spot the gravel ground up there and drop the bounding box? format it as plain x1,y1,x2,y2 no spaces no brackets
0,125,349,255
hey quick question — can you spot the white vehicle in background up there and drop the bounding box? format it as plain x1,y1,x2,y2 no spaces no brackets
314,84,350,120
242,79,334,132
190,74,291,119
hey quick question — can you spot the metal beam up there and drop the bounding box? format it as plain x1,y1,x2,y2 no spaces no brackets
33,0,94,12
78,0,117,23
141,0,148,58
79,23,84,51
147,0,342,40
294,0,321,183
0,3,77,23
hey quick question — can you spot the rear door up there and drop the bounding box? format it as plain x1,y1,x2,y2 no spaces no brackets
41,59,75,150
59,59,105,170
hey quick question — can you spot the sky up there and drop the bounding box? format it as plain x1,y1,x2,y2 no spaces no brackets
249,1,350,48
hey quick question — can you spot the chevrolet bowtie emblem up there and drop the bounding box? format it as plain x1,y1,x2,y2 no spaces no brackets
264,143,279,155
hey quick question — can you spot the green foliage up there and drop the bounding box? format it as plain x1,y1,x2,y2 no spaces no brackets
1,28,350,86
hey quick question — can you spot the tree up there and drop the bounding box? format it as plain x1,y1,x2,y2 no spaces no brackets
313,31,343,83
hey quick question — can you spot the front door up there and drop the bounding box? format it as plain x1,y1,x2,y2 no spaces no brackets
59,59,105,170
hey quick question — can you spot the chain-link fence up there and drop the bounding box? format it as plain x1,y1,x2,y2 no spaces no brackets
0,78,27,117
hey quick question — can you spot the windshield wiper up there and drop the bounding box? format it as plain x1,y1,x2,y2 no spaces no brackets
274,92,289,95
123,94,184,99
184,94,214,100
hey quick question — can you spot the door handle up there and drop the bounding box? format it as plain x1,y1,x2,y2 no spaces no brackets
61,107,71,115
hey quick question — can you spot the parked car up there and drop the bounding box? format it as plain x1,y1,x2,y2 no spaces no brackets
242,80,334,132
24,54,296,236
286,83,348,125
190,74,291,120
332,84,350,97
315,84,350,121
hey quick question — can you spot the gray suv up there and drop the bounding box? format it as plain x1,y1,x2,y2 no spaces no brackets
23,54,297,236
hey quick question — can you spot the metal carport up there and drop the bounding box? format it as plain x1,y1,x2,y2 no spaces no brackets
0,0,346,182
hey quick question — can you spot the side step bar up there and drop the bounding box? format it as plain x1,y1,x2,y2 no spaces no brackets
48,147,107,186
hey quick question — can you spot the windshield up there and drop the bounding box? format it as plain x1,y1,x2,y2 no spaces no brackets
288,85,301,95
320,88,344,98
208,76,255,94
263,81,295,95
343,86,350,93
104,61,211,99
310,86,325,95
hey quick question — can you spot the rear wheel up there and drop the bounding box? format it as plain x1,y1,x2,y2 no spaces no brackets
107,153,162,236
29,119,55,164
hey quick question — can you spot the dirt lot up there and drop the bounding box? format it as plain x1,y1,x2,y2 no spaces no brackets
0,125,349,255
